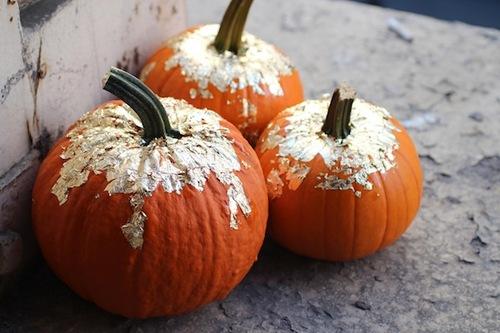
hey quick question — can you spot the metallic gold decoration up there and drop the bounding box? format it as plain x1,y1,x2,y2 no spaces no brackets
52,98,252,249
260,96,399,197
163,25,295,99
121,193,147,249
239,98,258,130
259,124,282,153
266,169,284,199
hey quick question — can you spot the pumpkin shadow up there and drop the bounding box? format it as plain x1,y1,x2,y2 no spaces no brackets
249,234,412,279
0,235,412,331
0,261,129,331
159,235,413,330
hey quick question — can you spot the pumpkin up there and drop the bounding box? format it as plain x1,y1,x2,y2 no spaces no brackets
256,85,423,261
32,67,268,318
140,0,304,145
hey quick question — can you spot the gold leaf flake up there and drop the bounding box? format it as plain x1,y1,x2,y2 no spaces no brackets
189,88,197,99
51,98,252,249
266,169,284,199
164,25,295,98
259,124,282,153
238,98,258,130
260,97,399,197
121,193,146,249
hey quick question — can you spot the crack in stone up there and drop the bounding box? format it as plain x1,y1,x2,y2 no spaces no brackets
461,155,500,183
0,69,27,104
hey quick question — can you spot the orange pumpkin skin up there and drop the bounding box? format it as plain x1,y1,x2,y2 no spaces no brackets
141,25,304,145
256,98,423,261
32,99,268,318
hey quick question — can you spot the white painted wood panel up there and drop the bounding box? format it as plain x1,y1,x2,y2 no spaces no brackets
0,0,35,176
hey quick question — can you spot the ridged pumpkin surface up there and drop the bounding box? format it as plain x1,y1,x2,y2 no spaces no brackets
256,96,423,261
32,98,268,318
141,24,304,145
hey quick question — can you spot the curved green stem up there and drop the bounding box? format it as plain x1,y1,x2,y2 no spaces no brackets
229,0,253,53
213,0,240,52
103,67,181,143
322,85,357,140
111,68,179,138
213,0,254,54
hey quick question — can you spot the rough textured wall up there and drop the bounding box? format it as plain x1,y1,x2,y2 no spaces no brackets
0,0,186,287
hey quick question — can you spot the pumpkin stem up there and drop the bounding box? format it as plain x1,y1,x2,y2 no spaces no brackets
213,0,253,54
322,85,357,140
103,67,182,143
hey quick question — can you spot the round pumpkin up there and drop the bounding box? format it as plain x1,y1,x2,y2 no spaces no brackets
140,0,304,145
32,68,268,318
256,85,423,261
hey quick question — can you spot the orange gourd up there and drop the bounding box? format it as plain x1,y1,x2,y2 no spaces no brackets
256,85,423,261
32,68,268,318
140,0,304,145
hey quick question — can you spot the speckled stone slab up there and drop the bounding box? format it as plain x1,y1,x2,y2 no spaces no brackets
2,0,499,331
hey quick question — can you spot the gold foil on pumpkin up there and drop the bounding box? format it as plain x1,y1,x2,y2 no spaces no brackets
259,124,282,153
265,157,310,198
189,88,198,99
238,98,258,136
241,99,257,121
121,193,146,249
266,169,284,199
239,98,257,128
285,161,311,190
163,25,295,99
260,97,399,197
51,98,251,249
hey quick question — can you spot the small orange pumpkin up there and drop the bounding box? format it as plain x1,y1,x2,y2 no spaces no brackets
32,68,268,318
256,85,423,261
140,0,304,145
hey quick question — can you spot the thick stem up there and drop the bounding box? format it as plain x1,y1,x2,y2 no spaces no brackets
322,85,357,139
229,0,253,54
213,0,240,52
213,0,253,54
111,68,180,138
103,67,181,143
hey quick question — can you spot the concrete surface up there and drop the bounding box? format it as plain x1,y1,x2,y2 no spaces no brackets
0,0,185,286
2,0,500,331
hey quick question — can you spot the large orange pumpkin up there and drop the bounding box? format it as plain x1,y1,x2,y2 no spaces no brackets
140,0,304,145
32,68,268,318
256,85,423,261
